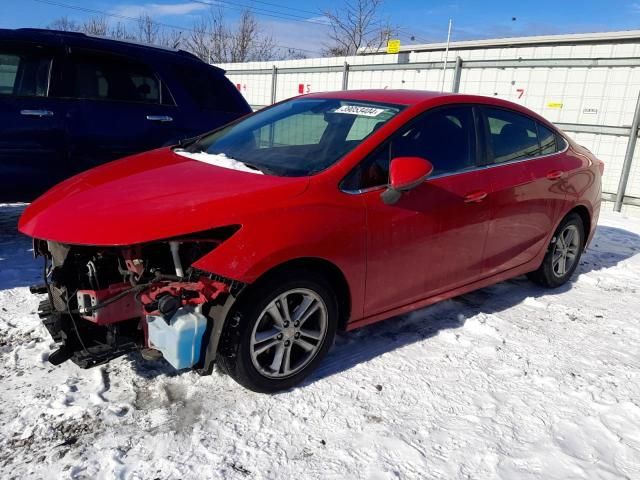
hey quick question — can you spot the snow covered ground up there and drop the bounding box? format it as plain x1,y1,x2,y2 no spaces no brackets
1,203,639,480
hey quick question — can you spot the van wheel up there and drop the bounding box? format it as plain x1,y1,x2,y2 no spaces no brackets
218,270,337,393
527,213,584,288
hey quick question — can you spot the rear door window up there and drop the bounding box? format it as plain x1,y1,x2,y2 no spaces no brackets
68,52,160,104
0,46,51,97
484,108,542,163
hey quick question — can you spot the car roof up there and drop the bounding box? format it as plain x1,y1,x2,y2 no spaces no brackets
0,28,223,71
305,89,451,105
303,89,554,126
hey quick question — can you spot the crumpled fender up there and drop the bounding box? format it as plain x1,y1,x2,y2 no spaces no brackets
192,199,367,320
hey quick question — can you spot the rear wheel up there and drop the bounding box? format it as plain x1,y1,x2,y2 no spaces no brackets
218,270,337,393
527,213,584,288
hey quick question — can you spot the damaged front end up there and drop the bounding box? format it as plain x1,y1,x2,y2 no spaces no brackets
31,228,244,373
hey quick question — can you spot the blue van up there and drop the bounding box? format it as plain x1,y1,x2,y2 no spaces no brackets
0,28,251,201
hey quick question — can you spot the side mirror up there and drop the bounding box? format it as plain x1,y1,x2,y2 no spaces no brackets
381,156,434,205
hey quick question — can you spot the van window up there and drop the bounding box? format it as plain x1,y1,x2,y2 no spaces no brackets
172,65,245,112
0,49,51,97
69,53,160,104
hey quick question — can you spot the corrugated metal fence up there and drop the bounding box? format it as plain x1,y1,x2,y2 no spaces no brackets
220,44,640,212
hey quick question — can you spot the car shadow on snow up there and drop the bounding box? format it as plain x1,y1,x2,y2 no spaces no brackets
126,351,182,379
305,224,640,386
0,204,42,290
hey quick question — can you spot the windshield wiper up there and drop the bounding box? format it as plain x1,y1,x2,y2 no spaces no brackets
176,134,204,151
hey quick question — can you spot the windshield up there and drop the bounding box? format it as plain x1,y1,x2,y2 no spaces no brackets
184,98,403,176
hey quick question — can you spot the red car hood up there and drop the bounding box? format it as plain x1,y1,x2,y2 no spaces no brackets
18,148,309,245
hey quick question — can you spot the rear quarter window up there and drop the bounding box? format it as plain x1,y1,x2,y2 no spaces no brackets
556,133,568,151
537,123,557,155
485,108,540,163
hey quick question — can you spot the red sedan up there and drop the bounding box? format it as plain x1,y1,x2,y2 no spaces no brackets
19,90,602,392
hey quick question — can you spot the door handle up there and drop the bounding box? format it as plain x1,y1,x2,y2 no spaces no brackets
146,115,173,122
464,191,488,203
546,170,564,180
20,109,54,117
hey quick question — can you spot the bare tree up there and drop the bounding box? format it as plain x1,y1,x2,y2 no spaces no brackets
48,16,80,32
137,13,161,44
185,16,212,61
134,14,182,49
159,29,183,49
322,0,396,56
110,22,135,41
47,9,286,61
282,48,307,60
49,15,128,39
82,16,109,36
229,10,276,62
207,10,228,62
184,10,226,62
185,8,276,63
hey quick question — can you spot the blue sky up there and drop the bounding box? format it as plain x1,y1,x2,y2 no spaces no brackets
3,0,640,56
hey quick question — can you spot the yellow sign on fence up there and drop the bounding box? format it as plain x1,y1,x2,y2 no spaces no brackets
387,39,401,54
547,101,564,109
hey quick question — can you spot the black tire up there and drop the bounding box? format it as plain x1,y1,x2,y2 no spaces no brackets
217,269,338,393
527,212,585,288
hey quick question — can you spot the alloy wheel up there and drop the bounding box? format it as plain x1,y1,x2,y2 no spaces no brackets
249,288,328,379
551,224,581,278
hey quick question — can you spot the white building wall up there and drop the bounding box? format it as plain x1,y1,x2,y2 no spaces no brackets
218,33,640,201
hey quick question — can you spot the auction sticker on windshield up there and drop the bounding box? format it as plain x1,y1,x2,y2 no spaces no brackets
334,105,386,117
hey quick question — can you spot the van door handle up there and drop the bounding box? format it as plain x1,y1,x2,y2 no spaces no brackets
21,109,54,117
546,170,564,180
464,191,488,203
146,115,173,122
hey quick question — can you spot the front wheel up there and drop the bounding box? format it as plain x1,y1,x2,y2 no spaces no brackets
527,213,585,288
218,271,338,393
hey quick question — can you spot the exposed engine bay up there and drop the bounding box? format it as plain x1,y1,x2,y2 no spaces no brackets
32,229,244,372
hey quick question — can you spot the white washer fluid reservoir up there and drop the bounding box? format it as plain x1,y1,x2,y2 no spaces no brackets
147,305,208,370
